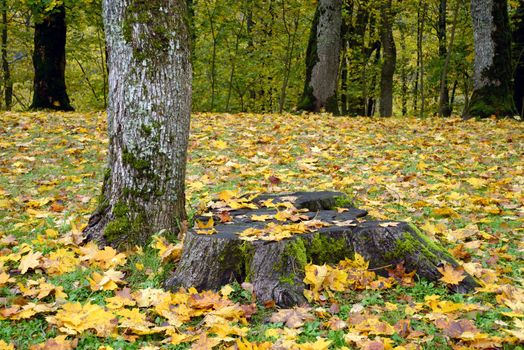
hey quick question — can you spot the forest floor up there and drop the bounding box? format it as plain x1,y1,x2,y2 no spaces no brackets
0,111,522,350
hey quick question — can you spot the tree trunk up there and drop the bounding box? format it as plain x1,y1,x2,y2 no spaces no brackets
166,192,479,307
83,0,191,248
418,2,428,118
299,0,342,114
466,0,516,118
437,0,451,117
1,0,11,110
379,0,396,117
514,2,524,117
30,5,73,111
438,0,461,117
399,20,408,116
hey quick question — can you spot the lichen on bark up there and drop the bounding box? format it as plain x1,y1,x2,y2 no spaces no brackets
84,0,192,248
299,0,341,114
467,0,516,118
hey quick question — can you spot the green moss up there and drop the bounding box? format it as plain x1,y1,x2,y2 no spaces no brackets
279,274,297,285
384,224,455,264
216,241,254,282
122,0,190,64
122,149,150,171
140,123,152,136
333,195,353,208
285,239,308,267
104,201,147,247
308,233,349,264
408,223,455,262
274,239,309,286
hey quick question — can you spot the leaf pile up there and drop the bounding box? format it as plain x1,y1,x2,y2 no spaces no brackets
0,111,523,349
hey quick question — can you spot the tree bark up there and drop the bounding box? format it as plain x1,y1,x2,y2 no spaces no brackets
437,0,451,117
84,0,191,248
30,5,73,111
166,192,479,307
299,0,342,114
466,0,516,118
1,0,11,110
514,2,524,117
417,1,428,118
438,0,461,117
379,0,396,117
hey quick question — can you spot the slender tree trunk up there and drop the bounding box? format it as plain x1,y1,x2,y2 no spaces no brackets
340,46,348,114
299,0,342,114
514,2,524,117
226,16,245,112
205,3,217,111
399,22,408,116
438,0,460,117
418,2,427,118
466,0,515,118
450,79,458,108
278,3,299,113
84,0,192,248
30,5,73,111
1,0,12,110
97,28,108,109
379,0,396,117
437,0,451,117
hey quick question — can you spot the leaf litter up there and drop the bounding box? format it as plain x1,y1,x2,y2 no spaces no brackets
0,111,522,348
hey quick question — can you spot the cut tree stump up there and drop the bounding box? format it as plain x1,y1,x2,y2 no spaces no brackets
165,191,479,307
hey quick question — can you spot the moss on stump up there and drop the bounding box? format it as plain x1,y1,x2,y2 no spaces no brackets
165,192,479,306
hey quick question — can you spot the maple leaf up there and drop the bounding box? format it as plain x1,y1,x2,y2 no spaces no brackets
436,318,479,339
251,214,273,222
236,339,272,350
29,335,77,350
196,217,214,229
42,248,80,275
116,308,163,335
18,250,42,274
269,306,315,328
0,272,14,287
190,333,221,350
47,302,117,337
437,263,466,285
0,340,14,350
151,235,182,262
88,269,125,291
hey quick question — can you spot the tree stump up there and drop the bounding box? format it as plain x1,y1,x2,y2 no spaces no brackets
165,191,479,307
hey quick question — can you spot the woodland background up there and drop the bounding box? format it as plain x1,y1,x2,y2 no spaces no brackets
1,0,522,117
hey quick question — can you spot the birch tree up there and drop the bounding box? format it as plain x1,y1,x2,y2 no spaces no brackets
298,0,342,114
467,0,515,117
84,0,192,247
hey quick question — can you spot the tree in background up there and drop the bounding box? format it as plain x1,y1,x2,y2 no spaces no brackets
299,0,342,113
513,1,523,117
1,0,12,110
467,0,515,118
30,4,73,111
84,0,192,247
379,0,396,117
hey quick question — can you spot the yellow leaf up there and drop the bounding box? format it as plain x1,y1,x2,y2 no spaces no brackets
220,284,234,297
437,263,466,285
212,140,228,150
19,251,42,274
217,189,238,201
251,214,273,222
46,302,117,337
466,178,487,188
0,340,14,350
196,217,214,229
